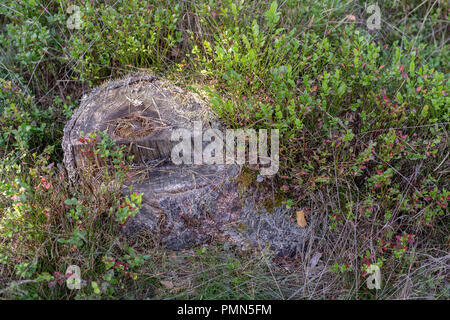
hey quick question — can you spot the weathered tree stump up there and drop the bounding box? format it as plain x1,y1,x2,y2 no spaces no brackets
63,74,310,256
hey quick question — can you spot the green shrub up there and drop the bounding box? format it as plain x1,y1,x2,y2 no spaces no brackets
68,0,183,82
0,79,54,153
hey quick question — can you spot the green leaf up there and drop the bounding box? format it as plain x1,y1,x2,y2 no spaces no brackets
92,281,101,294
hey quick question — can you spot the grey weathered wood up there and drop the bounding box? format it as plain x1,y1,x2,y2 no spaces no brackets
63,74,210,181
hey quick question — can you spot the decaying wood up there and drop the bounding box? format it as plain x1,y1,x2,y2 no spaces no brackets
63,74,210,181
63,74,311,256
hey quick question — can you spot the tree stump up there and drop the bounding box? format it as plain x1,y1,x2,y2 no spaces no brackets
63,74,311,256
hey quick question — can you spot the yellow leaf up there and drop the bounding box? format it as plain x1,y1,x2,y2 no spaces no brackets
296,210,307,227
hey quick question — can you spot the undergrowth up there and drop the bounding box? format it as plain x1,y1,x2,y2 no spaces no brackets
0,0,448,299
